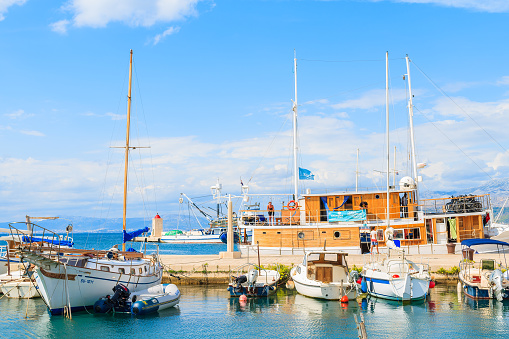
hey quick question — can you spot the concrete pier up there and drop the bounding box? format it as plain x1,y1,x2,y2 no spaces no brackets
159,252,500,285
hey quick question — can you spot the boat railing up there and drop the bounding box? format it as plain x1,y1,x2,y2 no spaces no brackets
420,194,490,215
8,222,65,260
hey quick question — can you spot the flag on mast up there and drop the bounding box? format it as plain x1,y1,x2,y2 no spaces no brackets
299,167,315,180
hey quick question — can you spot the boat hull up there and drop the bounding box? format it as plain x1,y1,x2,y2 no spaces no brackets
1,280,40,298
293,277,357,300
34,264,162,315
363,274,429,301
227,284,276,297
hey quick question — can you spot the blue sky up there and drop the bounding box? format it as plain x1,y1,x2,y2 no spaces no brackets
1,0,509,222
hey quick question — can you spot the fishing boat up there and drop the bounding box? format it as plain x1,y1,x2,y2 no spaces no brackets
290,250,359,301
160,189,241,244
228,263,280,297
458,238,509,301
7,50,163,316
94,283,180,315
237,53,492,256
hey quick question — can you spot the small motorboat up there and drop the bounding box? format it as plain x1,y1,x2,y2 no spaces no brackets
94,283,180,315
290,251,359,301
459,238,509,301
362,228,431,301
228,263,280,297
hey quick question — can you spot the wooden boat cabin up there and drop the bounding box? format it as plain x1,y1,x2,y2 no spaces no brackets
241,188,491,254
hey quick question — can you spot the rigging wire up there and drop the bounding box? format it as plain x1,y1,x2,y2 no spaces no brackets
413,105,494,180
411,60,506,153
300,57,405,63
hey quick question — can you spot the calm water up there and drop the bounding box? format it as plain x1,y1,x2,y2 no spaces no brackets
1,285,509,338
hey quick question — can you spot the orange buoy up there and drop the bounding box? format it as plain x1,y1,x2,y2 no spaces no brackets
341,295,349,303
239,294,247,302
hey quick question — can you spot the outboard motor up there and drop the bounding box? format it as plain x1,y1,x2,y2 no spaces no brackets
489,269,504,302
94,284,131,313
247,269,258,285
234,275,248,292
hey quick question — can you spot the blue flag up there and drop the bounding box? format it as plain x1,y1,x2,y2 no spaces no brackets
299,167,315,180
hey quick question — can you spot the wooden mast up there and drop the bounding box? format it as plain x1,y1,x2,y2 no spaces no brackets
386,51,390,227
123,49,133,252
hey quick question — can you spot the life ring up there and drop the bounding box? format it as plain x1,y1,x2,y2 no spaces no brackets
287,200,298,210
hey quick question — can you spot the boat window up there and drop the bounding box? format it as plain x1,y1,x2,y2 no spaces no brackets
100,266,110,272
139,268,143,274
119,268,125,274
308,253,320,262
144,266,147,272
130,268,136,275
333,231,341,239
393,228,421,240
481,260,495,271
324,253,337,262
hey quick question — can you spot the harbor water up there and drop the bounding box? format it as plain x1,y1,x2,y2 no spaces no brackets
2,284,509,338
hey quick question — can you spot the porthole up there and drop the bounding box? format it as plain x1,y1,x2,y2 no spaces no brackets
297,232,305,239
297,266,301,274
334,231,341,239
375,194,380,199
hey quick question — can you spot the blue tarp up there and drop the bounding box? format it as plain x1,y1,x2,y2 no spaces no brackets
22,235,73,247
461,238,509,248
123,227,149,243
327,210,366,222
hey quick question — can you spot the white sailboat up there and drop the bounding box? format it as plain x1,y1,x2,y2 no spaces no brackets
362,54,431,302
9,50,163,316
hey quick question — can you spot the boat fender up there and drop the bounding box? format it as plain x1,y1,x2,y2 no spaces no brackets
429,281,436,289
360,277,367,293
239,295,247,302
287,200,298,211
340,295,349,303
392,274,400,278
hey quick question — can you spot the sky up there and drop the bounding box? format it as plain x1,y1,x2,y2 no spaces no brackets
0,0,509,223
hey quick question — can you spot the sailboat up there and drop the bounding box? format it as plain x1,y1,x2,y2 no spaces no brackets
8,50,162,316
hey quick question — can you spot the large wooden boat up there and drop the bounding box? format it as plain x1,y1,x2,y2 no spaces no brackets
238,54,492,256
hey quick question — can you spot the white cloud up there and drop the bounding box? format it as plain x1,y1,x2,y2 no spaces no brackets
331,89,407,110
50,19,70,34
20,130,45,137
153,26,180,45
54,0,200,30
4,109,33,119
388,0,509,13
497,76,509,85
0,0,26,21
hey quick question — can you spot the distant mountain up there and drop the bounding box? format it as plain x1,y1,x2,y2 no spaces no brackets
1,213,209,234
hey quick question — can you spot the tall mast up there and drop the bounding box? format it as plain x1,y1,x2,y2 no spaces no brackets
386,52,390,226
356,148,359,193
293,50,299,200
405,55,419,208
122,49,133,252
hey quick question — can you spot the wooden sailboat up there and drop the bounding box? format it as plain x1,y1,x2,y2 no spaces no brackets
8,50,163,316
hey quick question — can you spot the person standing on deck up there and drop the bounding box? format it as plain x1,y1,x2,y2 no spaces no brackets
370,227,379,254
401,193,408,218
267,202,275,226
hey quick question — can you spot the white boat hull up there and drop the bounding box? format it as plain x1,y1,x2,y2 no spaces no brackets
291,266,357,300
160,234,222,243
1,280,40,299
363,270,429,301
34,262,162,315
